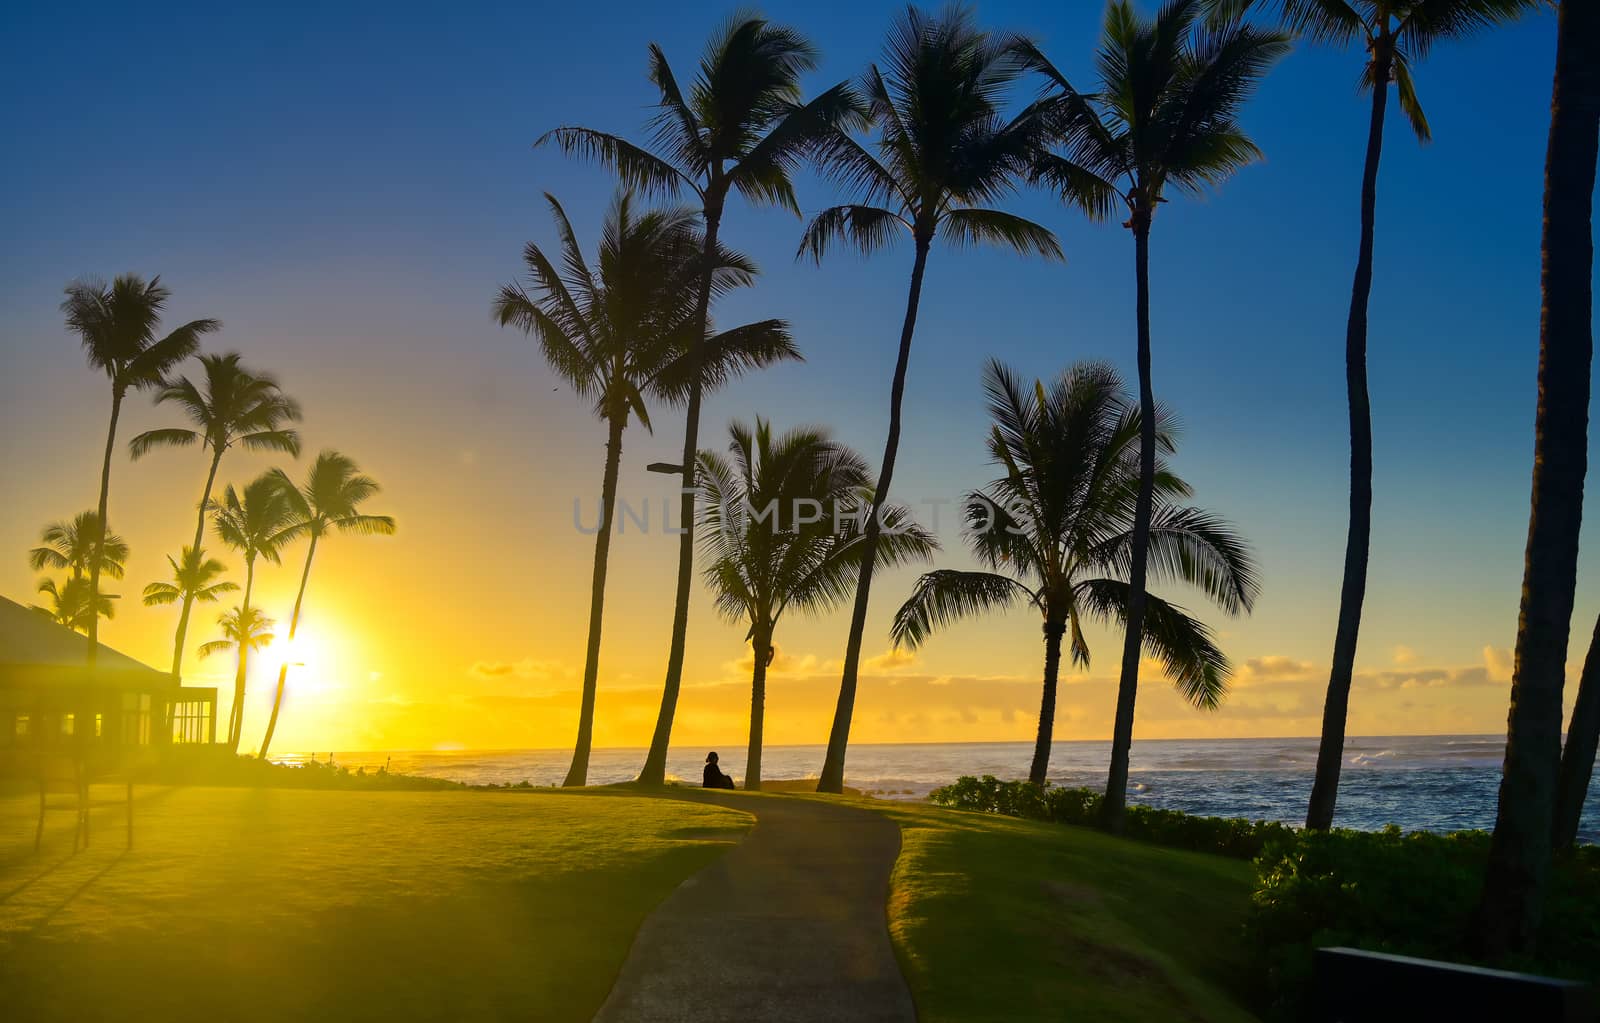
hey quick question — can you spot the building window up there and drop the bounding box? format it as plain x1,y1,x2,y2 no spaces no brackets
14,714,30,740
95,713,104,738
172,700,212,744
60,713,75,737
121,693,152,745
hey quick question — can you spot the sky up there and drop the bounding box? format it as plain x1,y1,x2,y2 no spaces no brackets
1,0,1595,759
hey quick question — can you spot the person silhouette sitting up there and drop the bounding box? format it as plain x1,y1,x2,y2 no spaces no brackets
703,752,736,790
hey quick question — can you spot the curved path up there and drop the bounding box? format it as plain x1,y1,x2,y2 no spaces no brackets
594,792,917,1023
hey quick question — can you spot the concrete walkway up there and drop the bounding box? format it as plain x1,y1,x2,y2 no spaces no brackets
593,792,918,1023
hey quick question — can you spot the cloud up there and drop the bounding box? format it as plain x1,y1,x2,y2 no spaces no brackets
720,645,823,678
468,657,571,685
1354,665,1496,691
864,646,919,673
1483,646,1513,682
1392,645,1418,667
1236,655,1318,685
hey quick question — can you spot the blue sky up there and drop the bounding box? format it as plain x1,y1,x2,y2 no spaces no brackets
1,0,1594,749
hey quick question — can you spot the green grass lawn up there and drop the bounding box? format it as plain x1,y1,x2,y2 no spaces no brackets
0,784,750,1022
2,782,1262,1023
873,802,1261,1023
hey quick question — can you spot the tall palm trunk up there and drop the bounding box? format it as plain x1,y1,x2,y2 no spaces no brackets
1477,0,1597,955
258,535,318,760
1306,39,1391,832
1554,614,1600,851
170,447,224,679
227,556,257,752
1029,620,1067,786
87,386,124,668
745,623,773,791
1102,216,1156,833
563,412,627,786
818,235,932,794
639,198,724,786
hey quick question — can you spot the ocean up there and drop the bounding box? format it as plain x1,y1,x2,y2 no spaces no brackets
277,734,1600,842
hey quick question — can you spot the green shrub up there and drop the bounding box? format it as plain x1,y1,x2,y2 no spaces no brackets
1247,826,1600,1019
927,775,1293,859
143,750,462,790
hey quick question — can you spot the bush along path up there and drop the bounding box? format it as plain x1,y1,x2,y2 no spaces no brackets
593,791,917,1023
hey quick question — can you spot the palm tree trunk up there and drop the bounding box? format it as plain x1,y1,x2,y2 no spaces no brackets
258,535,318,760
228,557,257,752
563,413,627,787
1305,40,1391,832
1029,621,1067,786
1477,0,1597,956
639,199,724,786
818,236,932,794
1101,216,1156,833
86,386,124,668
746,624,773,792
170,447,224,680
1554,614,1600,851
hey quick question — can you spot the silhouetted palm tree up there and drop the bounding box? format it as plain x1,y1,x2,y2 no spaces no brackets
1476,0,1597,957
130,352,301,679
1555,614,1600,852
698,419,936,789
803,5,1063,794
210,475,295,751
198,605,276,715
61,274,219,663
542,14,861,786
892,361,1256,784
494,191,799,786
257,452,395,759
31,577,114,633
28,511,128,582
1020,1,1285,830
1209,0,1537,831
142,547,237,623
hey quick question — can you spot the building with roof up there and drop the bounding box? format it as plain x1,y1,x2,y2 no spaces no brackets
0,595,216,760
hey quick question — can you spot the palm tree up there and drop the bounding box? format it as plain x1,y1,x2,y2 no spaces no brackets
142,548,238,628
256,451,396,760
1554,614,1600,852
697,419,937,789
129,352,301,679
1207,0,1536,831
60,274,219,664
493,191,799,786
1476,0,1597,957
1019,1,1285,830
28,511,128,582
541,14,862,786
802,5,1064,794
209,475,296,751
891,361,1257,784
198,604,276,719
31,577,114,633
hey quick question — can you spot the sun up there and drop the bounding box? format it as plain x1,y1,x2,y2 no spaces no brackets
279,628,328,677
278,624,340,698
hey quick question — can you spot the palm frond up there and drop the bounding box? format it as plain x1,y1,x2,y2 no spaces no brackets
797,205,908,263
891,570,1034,650
657,318,801,403
940,208,1063,260
127,427,200,460
537,127,693,198
1391,49,1431,142
1076,577,1231,708
334,513,397,536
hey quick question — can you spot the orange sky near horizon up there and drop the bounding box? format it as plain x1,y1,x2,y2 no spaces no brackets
0,321,1586,758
